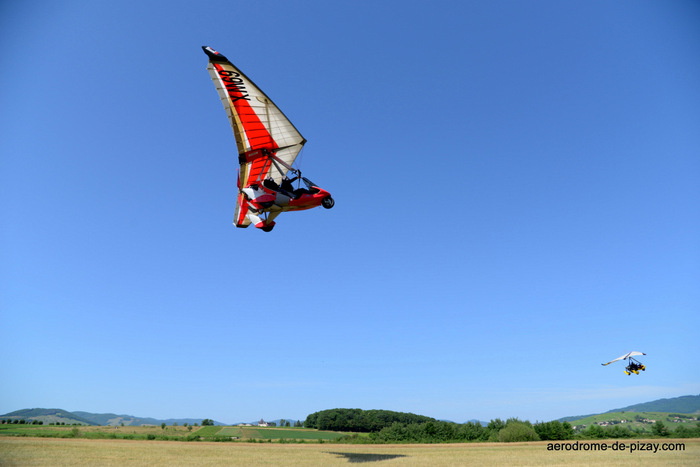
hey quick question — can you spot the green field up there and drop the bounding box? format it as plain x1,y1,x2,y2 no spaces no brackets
0,423,350,442
0,423,198,441
216,427,243,437
1,437,698,466
238,427,347,440
193,426,348,441
194,426,223,437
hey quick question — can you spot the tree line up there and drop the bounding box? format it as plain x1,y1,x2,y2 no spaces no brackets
350,418,700,443
304,409,700,443
360,419,569,443
1,419,45,425
304,409,436,432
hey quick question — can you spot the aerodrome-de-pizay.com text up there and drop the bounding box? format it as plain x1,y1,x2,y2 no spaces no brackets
546,441,685,453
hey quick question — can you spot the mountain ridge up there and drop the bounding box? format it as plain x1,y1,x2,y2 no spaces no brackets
558,394,700,423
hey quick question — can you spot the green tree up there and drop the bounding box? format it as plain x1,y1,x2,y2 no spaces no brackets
201,419,214,426
498,422,539,442
305,408,436,432
424,421,437,437
671,424,691,438
652,420,669,437
584,424,606,439
534,420,574,440
457,421,487,441
487,418,506,432
606,425,633,438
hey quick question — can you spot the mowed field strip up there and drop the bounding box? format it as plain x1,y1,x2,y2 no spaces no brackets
1,437,698,466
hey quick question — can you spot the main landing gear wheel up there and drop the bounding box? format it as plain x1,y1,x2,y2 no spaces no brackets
262,225,274,232
322,196,335,209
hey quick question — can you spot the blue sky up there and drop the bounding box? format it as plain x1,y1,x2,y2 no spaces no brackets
1,0,699,424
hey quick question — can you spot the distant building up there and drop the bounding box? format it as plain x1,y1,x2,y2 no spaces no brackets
257,419,268,427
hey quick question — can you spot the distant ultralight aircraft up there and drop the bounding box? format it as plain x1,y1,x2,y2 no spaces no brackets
602,351,646,375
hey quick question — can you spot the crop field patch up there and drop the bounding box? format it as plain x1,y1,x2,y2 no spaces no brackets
239,427,345,440
194,426,222,437
217,427,243,437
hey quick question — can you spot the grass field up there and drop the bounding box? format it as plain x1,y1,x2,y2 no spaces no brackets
0,423,198,441
192,425,349,440
0,437,698,466
0,424,354,442
193,426,222,437
216,427,243,437
237,427,347,440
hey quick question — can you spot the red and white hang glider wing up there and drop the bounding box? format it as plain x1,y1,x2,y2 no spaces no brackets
203,45,305,184
203,46,306,226
601,351,645,366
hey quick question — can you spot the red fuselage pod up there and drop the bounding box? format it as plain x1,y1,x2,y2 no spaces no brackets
250,183,333,213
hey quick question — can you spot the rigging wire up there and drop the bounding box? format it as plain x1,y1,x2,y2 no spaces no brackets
295,145,306,188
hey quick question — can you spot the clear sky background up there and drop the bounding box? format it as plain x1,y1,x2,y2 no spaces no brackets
2,0,699,424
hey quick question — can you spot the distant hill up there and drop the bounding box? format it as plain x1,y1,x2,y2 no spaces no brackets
560,394,700,423
72,411,225,427
1,408,97,425
1,409,225,426
606,395,700,414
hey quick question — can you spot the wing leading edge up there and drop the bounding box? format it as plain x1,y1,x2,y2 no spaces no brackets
601,351,645,366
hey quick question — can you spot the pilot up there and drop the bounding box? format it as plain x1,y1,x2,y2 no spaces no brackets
281,175,300,197
263,178,280,191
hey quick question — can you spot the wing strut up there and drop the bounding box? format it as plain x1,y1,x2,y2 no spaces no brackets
270,155,298,177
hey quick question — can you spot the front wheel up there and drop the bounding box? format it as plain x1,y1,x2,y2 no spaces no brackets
322,196,335,209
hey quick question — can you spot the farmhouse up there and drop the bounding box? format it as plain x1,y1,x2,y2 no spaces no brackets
257,419,268,427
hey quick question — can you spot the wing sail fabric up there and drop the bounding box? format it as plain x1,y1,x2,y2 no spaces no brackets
203,46,305,188
602,351,645,366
